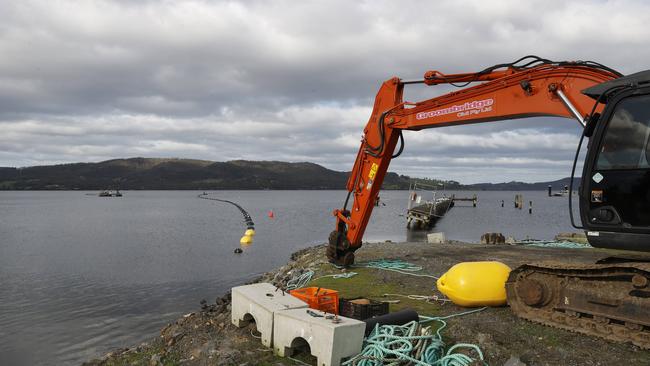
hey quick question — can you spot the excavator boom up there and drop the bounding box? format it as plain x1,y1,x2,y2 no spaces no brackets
329,58,620,266
329,56,650,348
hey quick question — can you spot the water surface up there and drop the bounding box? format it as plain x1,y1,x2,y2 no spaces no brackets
0,190,576,365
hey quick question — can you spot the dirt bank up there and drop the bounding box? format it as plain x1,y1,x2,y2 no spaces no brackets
84,241,650,366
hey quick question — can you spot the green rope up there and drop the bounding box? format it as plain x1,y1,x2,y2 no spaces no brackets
343,307,487,366
352,259,439,279
519,239,592,249
286,270,357,290
285,270,314,290
313,272,358,281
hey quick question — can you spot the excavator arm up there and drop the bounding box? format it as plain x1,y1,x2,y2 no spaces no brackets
329,57,621,265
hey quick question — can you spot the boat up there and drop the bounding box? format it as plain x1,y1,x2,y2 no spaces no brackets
98,189,122,197
548,184,569,197
406,182,453,229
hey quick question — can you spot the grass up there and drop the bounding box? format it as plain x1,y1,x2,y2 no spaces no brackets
308,265,446,317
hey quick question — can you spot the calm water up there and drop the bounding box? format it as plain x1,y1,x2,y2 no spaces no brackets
0,190,577,365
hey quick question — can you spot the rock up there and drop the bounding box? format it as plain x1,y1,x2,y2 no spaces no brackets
481,232,505,245
190,347,203,358
149,353,162,366
161,324,179,340
503,355,527,366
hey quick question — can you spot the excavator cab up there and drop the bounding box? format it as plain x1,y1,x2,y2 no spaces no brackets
580,71,650,250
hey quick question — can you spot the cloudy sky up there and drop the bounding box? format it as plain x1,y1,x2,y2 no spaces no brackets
1,0,648,183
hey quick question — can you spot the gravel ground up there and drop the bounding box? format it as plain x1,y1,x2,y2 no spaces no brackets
84,240,650,366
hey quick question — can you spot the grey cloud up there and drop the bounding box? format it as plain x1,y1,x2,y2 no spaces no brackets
1,0,648,182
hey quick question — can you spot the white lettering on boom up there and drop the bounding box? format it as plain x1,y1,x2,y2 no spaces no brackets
416,98,494,120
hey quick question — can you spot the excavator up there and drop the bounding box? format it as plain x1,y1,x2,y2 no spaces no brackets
328,56,650,347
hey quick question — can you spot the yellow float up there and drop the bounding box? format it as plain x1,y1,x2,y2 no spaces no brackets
240,234,253,245
436,261,511,307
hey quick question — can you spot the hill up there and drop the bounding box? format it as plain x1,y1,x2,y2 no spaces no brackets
0,158,410,190
464,177,580,191
0,158,579,190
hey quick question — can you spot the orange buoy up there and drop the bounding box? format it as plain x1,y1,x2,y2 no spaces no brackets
268,210,275,218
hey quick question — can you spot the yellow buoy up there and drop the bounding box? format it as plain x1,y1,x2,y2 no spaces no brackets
245,229,256,236
436,261,511,307
240,235,253,245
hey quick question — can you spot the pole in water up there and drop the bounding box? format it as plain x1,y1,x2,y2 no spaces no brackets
501,200,504,208
529,200,533,214
514,194,523,209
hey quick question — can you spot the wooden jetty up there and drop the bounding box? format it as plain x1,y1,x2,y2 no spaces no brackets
407,198,454,229
406,182,455,229
451,194,477,207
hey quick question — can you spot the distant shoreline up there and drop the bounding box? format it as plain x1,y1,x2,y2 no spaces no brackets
0,188,556,191
0,157,578,191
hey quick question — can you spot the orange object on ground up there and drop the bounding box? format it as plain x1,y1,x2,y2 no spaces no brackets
289,287,339,314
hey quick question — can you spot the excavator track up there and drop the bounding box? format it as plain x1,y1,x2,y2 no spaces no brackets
506,260,650,348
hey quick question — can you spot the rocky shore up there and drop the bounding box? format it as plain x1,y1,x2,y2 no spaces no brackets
85,240,650,366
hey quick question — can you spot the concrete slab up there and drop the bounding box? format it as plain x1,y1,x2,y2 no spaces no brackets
273,308,365,366
427,232,446,244
231,283,307,347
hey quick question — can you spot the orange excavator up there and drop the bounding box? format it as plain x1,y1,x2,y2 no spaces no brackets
329,56,650,347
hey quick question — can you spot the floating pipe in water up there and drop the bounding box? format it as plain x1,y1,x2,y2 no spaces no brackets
198,193,256,245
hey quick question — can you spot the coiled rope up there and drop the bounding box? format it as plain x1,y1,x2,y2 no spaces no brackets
285,270,358,290
344,308,487,366
382,293,451,304
285,271,314,290
197,193,255,230
519,239,592,249
353,259,439,279
285,259,435,291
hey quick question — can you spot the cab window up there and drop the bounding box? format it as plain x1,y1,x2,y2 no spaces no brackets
596,95,650,170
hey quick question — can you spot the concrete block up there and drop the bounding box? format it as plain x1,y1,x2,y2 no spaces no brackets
231,283,307,347
273,308,365,366
427,232,446,244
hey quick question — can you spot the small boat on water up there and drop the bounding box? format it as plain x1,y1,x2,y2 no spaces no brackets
548,184,570,197
406,182,453,229
98,189,122,197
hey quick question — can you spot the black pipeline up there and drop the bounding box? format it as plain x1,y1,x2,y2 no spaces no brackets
198,193,255,245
